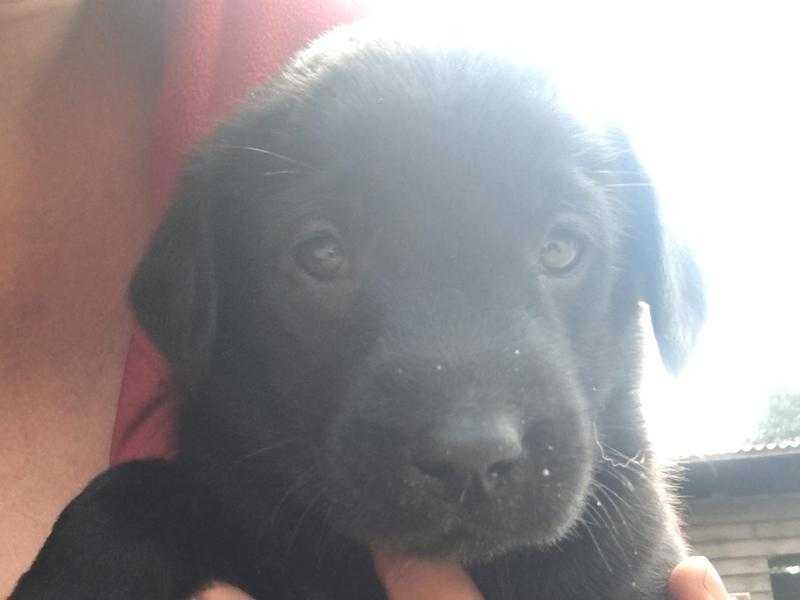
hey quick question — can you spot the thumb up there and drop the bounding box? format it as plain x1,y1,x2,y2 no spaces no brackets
373,551,484,600
193,583,255,599
670,556,731,600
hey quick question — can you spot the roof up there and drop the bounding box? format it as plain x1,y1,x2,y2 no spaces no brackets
681,438,800,464
678,438,800,498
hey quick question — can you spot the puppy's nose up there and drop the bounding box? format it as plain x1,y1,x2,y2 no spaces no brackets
414,416,524,497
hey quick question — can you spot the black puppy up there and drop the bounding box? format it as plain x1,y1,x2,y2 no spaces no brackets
11,26,704,600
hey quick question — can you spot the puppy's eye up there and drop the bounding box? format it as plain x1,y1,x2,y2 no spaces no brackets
294,234,347,280
540,234,583,274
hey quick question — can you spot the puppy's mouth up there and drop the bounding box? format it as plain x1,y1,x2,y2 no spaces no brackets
322,410,594,563
369,459,590,562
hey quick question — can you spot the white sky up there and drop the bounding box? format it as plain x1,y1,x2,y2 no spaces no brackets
361,1,800,457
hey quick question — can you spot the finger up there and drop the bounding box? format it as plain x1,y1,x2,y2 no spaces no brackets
192,583,256,600
373,551,485,600
670,556,730,600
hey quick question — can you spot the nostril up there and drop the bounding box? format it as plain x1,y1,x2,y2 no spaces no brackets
413,415,525,498
486,458,518,480
415,446,523,494
415,454,521,500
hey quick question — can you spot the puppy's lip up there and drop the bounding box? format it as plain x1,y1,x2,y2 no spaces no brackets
367,516,554,562
375,501,565,545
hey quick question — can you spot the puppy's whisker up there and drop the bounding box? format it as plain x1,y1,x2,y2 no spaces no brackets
603,183,654,189
602,449,648,474
314,502,340,570
225,144,319,171
586,489,617,533
603,467,646,497
589,484,637,557
577,513,614,573
587,169,645,176
285,488,326,554
601,443,647,462
237,437,304,463
592,478,636,514
586,488,628,561
268,472,317,526
593,423,647,470
262,170,302,177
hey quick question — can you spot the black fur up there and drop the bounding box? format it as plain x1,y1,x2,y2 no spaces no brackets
11,26,704,600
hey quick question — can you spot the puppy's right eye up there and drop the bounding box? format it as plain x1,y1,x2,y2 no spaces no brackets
540,233,584,274
294,234,348,280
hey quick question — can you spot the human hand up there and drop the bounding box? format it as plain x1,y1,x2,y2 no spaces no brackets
193,553,739,599
189,552,485,599
193,583,255,599
374,551,484,600
375,552,739,600
191,555,484,600
671,555,742,599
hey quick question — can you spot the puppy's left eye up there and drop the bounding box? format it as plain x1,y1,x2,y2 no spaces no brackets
540,234,583,274
294,234,348,280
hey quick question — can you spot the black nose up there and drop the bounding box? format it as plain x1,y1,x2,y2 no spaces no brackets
414,416,524,498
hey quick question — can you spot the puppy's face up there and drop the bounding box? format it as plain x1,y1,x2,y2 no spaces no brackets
132,31,704,563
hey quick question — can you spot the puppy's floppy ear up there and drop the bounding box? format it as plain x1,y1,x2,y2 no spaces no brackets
129,164,218,388
608,130,706,374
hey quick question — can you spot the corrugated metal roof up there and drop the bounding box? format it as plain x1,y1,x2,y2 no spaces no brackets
680,438,800,463
737,438,800,453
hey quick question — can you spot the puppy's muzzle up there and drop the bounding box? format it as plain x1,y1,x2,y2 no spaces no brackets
372,359,539,507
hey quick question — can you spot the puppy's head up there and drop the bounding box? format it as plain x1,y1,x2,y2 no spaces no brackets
131,29,704,562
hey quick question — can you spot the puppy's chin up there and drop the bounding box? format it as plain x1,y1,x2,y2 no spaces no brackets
361,495,588,564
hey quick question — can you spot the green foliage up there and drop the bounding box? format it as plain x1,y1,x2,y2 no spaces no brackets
754,393,800,443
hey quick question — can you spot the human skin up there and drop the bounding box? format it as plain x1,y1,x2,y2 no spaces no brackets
0,2,155,595
194,554,731,599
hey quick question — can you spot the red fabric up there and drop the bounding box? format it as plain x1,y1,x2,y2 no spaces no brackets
110,0,364,465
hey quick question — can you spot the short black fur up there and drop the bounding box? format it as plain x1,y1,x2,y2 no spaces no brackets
12,25,704,600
